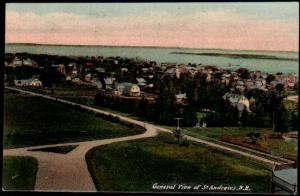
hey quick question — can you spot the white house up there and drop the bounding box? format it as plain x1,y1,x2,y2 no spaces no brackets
115,83,140,96
23,59,33,66
104,77,116,89
223,92,251,112
72,78,82,83
175,93,187,104
14,78,42,87
136,78,147,87
141,68,149,73
66,76,72,81
95,67,105,73
121,67,128,72
13,57,23,67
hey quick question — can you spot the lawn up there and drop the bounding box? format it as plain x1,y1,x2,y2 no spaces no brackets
21,86,97,106
3,156,38,190
86,133,271,193
28,145,78,154
4,91,145,148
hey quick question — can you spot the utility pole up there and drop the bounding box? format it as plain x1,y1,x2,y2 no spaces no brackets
174,118,183,130
173,117,183,143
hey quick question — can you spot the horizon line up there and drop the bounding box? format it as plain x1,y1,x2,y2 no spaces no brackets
5,42,299,53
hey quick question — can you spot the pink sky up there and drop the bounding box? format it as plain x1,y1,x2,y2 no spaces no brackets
5,9,299,51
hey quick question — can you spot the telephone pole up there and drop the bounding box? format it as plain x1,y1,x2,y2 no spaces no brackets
174,118,183,130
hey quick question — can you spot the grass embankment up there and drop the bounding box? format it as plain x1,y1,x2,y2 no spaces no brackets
3,156,38,190
86,133,271,193
4,91,144,148
183,127,297,156
184,127,269,140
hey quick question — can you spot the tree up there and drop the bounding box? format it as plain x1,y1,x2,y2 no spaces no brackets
237,68,250,79
240,108,250,126
155,75,177,124
136,95,148,117
294,82,299,94
40,68,64,87
266,74,276,84
182,105,198,127
291,107,299,131
275,109,291,134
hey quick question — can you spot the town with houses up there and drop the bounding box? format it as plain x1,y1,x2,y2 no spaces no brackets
4,54,299,113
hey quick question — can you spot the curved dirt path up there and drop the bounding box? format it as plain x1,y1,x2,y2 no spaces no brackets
4,120,157,192
4,87,291,192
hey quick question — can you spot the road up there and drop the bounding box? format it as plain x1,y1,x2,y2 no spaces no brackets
3,87,293,191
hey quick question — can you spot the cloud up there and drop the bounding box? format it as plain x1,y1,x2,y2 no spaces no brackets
5,9,299,51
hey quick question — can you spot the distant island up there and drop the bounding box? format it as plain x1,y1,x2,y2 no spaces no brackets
169,52,298,61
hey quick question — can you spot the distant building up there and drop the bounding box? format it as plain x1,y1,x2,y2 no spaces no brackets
165,67,191,79
141,68,149,73
85,62,94,68
94,81,102,89
222,92,251,112
23,58,33,66
72,78,82,83
95,67,105,73
58,64,66,74
175,93,187,104
84,73,92,82
52,64,66,74
66,76,72,81
14,78,42,87
10,57,22,67
136,78,147,87
115,83,140,96
121,67,128,72
104,77,116,89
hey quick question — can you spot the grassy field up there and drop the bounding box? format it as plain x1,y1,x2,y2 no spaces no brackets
86,133,271,193
20,86,97,106
28,145,78,154
4,91,144,148
3,156,38,190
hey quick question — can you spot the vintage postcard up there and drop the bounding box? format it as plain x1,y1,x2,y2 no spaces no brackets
3,2,298,194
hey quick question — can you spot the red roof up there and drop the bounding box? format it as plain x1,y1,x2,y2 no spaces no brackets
85,62,94,67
